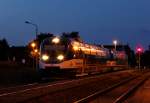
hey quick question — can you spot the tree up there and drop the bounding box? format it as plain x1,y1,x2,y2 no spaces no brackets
0,38,10,60
62,32,82,42
141,49,150,68
37,33,54,45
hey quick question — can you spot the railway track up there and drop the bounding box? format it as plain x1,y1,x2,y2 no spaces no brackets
74,72,150,103
0,77,71,96
0,69,132,95
0,69,147,103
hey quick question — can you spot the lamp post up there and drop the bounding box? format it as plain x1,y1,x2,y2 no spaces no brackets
25,21,38,70
113,40,117,51
25,21,38,38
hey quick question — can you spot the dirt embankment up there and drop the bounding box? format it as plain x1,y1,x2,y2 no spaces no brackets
0,62,39,87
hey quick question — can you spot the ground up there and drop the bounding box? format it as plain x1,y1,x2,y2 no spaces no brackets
0,61,38,87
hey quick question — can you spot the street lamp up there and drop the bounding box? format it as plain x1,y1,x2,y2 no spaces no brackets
113,40,117,51
25,21,38,38
31,42,36,48
25,21,38,70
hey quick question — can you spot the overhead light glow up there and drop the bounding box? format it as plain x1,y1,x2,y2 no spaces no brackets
113,40,117,45
52,37,60,44
31,42,36,48
34,49,38,53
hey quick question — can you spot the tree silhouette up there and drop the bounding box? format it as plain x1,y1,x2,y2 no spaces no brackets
0,38,10,60
141,48,150,68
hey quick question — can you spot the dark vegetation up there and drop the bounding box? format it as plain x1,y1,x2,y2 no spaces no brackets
140,46,150,68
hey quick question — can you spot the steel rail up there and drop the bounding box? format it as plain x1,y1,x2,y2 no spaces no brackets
113,75,149,103
0,69,132,97
74,75,139,103
0,83,38,94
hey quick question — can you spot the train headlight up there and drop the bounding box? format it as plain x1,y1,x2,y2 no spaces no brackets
57,54,64,61
41,54,49,61
52,37,60,44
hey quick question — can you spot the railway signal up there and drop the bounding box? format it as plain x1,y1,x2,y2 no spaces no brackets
136,47,143,69
136,47,142,53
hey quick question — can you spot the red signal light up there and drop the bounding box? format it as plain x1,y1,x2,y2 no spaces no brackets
136,44,144,53
137,48,142,52
136,47,143,54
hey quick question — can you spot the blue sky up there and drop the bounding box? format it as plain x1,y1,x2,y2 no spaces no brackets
0,0,150,49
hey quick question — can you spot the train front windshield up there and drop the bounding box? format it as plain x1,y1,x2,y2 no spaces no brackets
40,37,67,63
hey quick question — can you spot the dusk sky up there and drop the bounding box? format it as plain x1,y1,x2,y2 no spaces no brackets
0,0,150,49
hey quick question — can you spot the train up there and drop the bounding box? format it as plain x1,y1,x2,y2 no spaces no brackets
38,34,128,77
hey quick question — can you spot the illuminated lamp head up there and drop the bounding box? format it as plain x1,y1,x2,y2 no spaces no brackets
31,42,36,48
113,40,117,45
34,49,38,53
